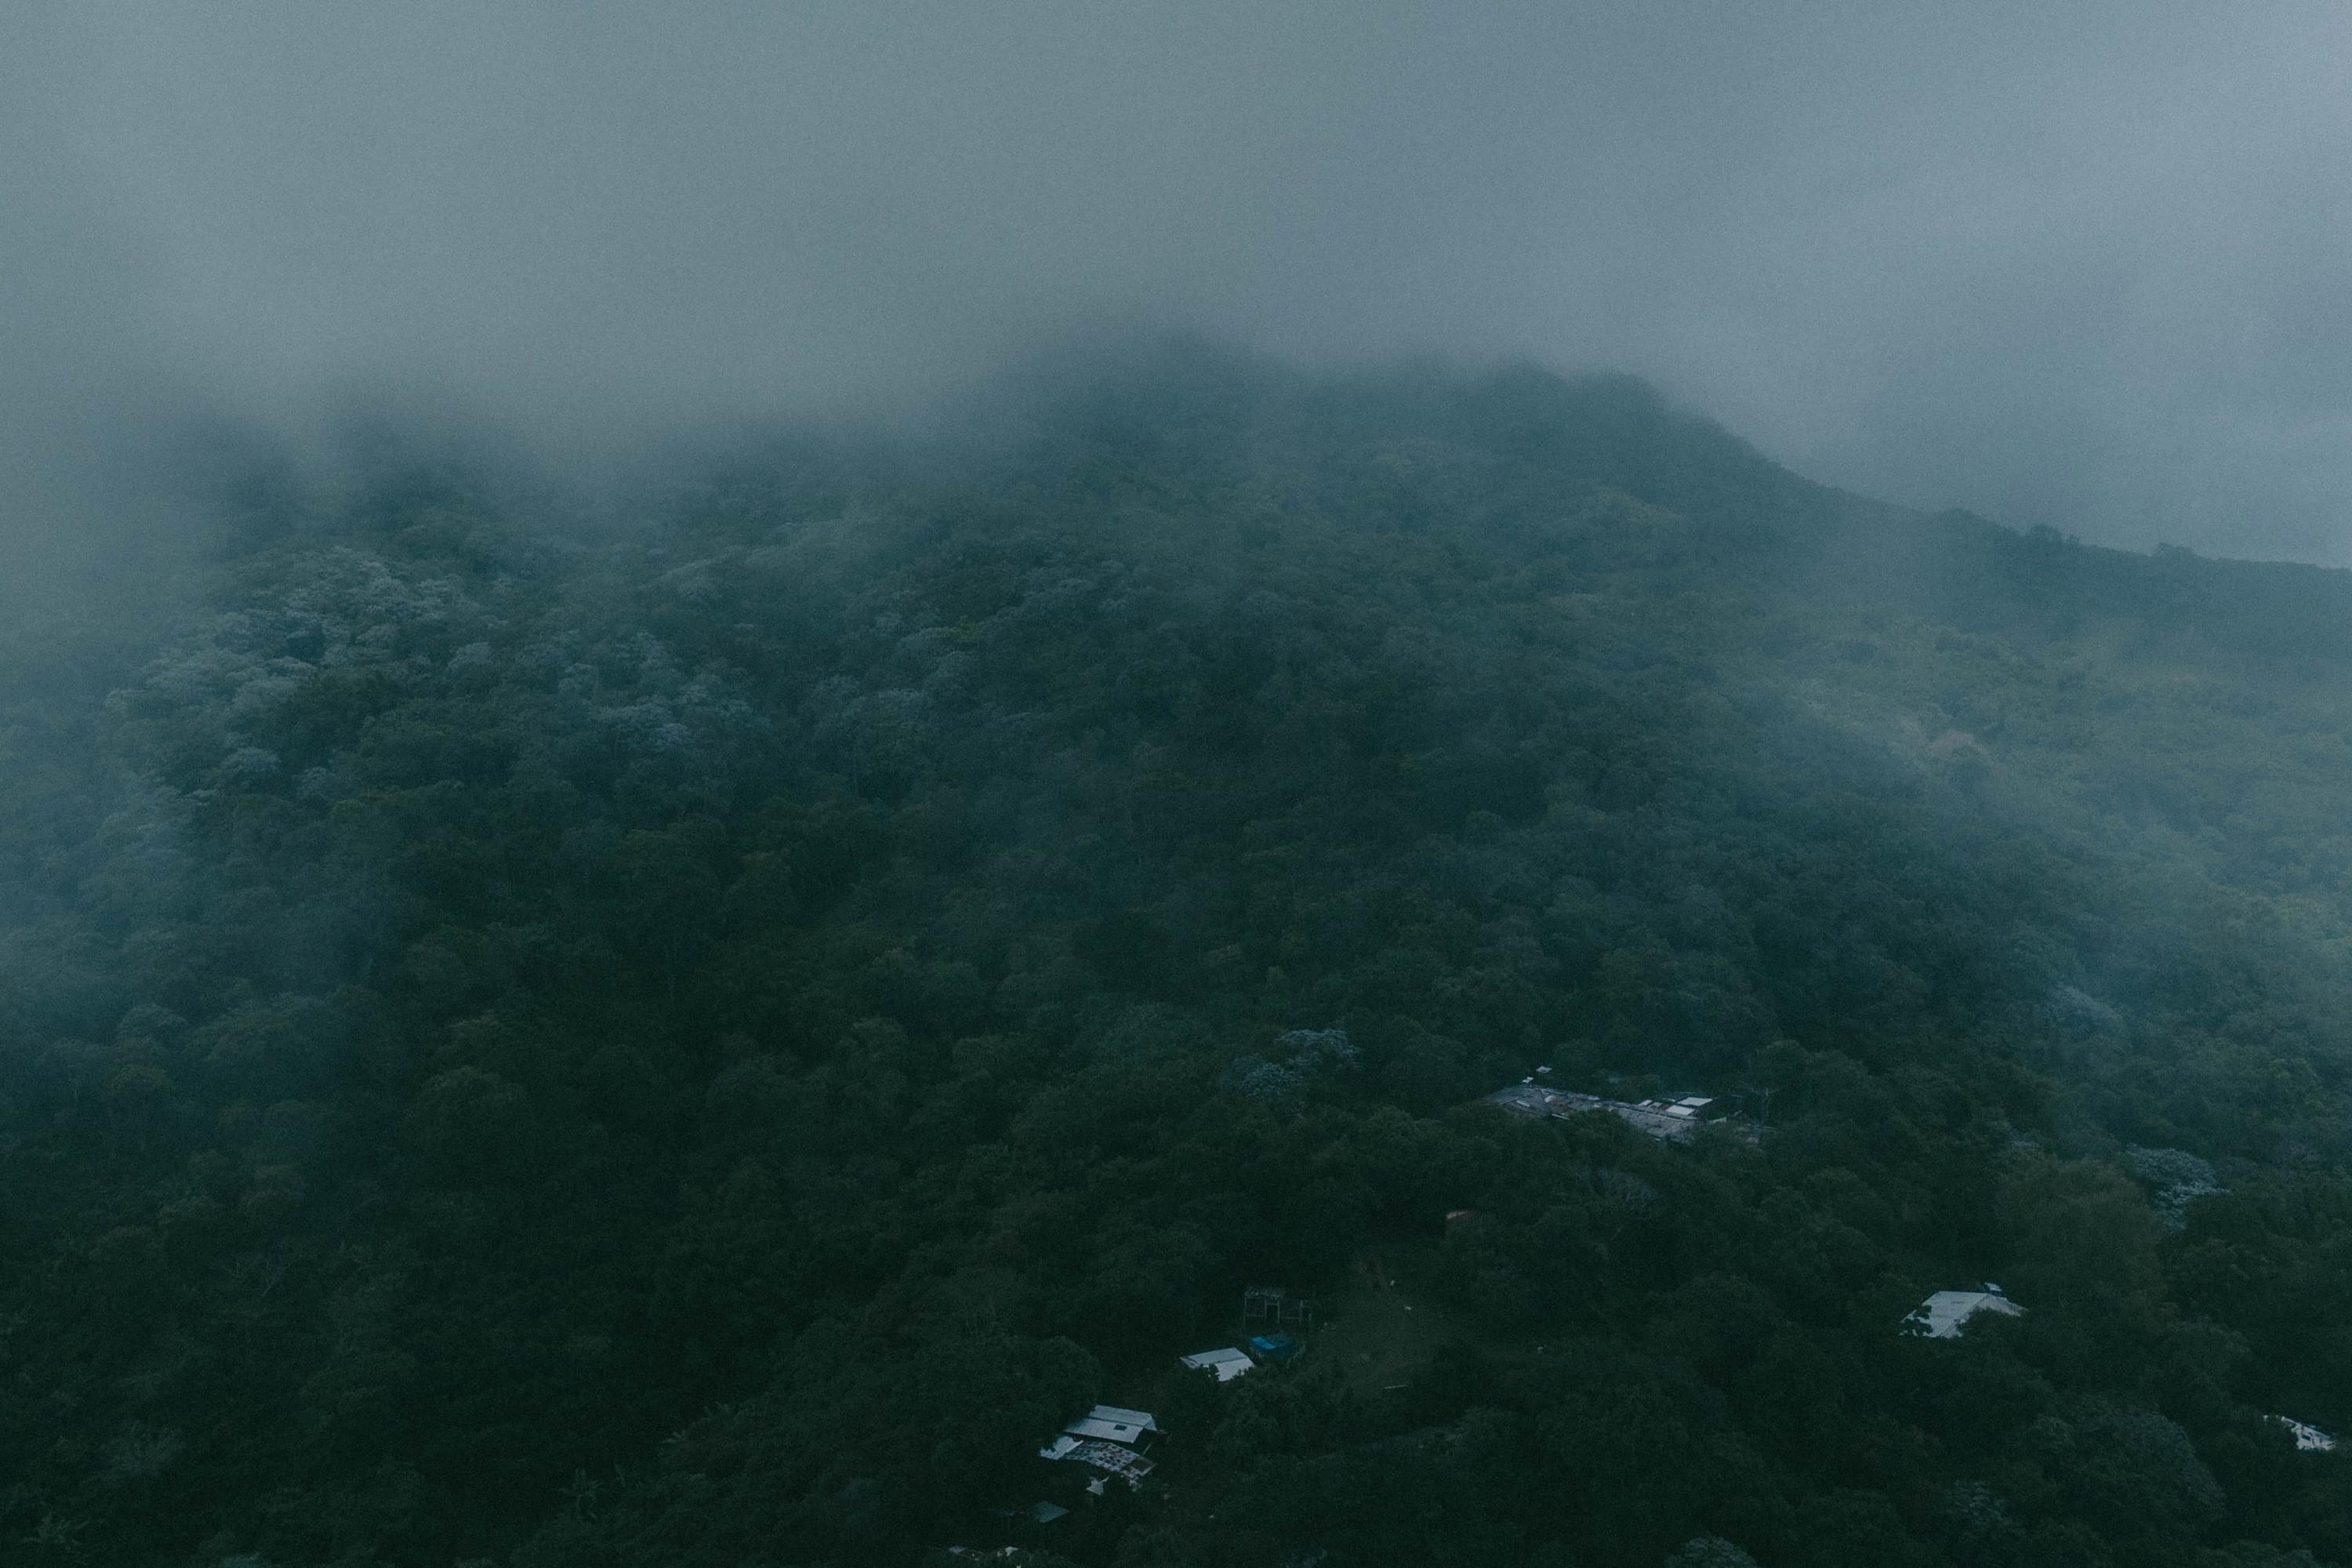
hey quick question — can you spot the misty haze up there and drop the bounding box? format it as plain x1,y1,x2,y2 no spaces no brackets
2,5,2349,1566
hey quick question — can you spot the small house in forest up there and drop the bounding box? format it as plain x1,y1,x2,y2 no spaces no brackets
1904,1285,2024,1338
1062,1404,1158,1445
1180,1347,1256,1381
1039,1403,1161,1490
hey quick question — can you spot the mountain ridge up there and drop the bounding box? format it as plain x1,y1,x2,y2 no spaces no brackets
0,348,2346,1566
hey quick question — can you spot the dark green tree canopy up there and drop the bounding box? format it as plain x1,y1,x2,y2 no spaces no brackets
0,350,2346,1566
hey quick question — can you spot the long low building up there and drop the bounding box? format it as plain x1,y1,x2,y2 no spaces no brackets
1484,1083,1717,1142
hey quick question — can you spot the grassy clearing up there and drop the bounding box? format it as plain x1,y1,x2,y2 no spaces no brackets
1313,1243,1479,1400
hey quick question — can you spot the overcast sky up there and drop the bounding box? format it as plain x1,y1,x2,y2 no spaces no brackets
12,1,2352,562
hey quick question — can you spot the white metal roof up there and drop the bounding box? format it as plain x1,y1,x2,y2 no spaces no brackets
1089,1403,1158,1428
1904,1288,2024,1339
1062,1404,1160,1445
1179,1348,1256,1381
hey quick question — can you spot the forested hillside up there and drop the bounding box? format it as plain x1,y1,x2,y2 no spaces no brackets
2,349,2347,1567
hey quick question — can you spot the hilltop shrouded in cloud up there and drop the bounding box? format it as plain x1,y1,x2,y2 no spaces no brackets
12,1,2352,558
13,17,2352,1561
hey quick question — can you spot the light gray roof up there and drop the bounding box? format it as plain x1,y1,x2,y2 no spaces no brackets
1063,1404,1157,1443
1904,1289,2024,1338
1180,1348,1256,1381
1090,1403,1157,1429
2274,1416,2337,1452
1483,1083,1711,1141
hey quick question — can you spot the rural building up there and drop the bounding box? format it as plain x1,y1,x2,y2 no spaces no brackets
1040,1403,1161,1490
1047,1439,1154,1485
1180,1347,1255,1381
1248,1332,1302,1363
1904,1286,2024,1338
1484,1083,1718,1142
1062,1404,1159,1445
2274,1416,2337,1453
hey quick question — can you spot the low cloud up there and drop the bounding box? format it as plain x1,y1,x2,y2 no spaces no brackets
11,2,2352,561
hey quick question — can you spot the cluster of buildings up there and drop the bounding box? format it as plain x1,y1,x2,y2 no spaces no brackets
1032,1292,1314,1508
1033,1330,1309,1494
1486,1090,2343,1450
996,1217,2332,1568
1484,1070,1721,1142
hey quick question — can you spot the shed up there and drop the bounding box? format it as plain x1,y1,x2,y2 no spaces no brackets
1180,1347,1256,1381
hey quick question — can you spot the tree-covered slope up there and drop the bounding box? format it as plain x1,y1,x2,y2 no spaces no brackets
1,350,2347,1567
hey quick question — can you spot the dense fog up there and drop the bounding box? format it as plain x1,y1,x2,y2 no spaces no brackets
8,12,2352,1563
10,2,2352,562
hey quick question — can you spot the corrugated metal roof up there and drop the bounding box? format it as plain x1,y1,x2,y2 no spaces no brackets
1089,1404,1158,1430
1180,1348,1255,1381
